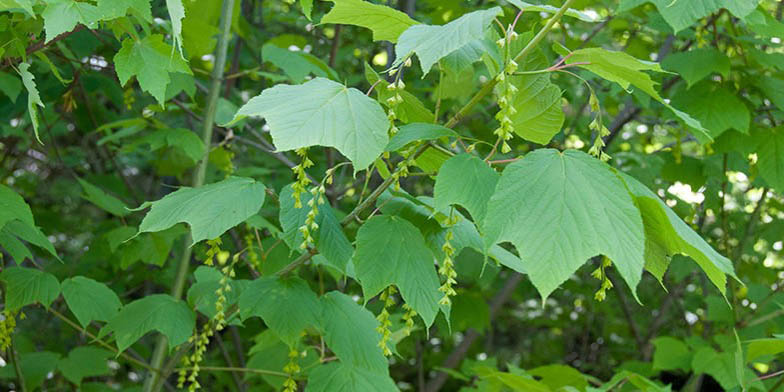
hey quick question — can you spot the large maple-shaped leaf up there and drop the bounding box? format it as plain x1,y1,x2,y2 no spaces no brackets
567,48,712,143
321,0,419,43
353,215,442,327
113,34,191,105
393,7,501,75
228,77,389,171
239,276,320,346
100,294,195,352
134,176,266,244
483,149,646,300
619,172,737,295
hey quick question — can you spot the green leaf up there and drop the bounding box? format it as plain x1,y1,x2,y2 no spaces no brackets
119,225,187,268
479,371,552,392
755,76,784,112
96,0,152,22
41,0,100,42
114,34,192,105
61,276,122,328
58,347,113,385
262,43,337,83
0,352,60,391
229,77,389,171
18,63,44,143
661,48,730,88
166,0,186,55
434,154,498,225
301,0,313,19
130,128,206,163
746,337,784,362
506,0,602,22
0,71,22,102
670,82,749,137
385,123,457,152
0,220,59,261
751,127,784,194
619,172,736,295
279,184,353,273
566,48,712,143
0,267,60,311
353,215,442,327
0,184,35,229
629,0,760,33
321,0,419,43
507,49,565,144
319,291,388,373
652,336,691,371
528,364,588,391
483,149,646,300
77,178,130,217
101,294,195,352
0,0,33,15
134,176,266,245
393,7,502,75
239,276,320,346
305,362,399,392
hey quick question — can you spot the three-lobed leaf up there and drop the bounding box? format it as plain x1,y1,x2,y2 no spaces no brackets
353,215,443,327
483,149,646,300
114,34,192,105
228,77,389,171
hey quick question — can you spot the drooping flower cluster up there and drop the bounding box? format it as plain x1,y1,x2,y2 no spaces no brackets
0,310,22,351
298,167,334,251
244,225,260,271
291,148,313,209
493,33,520,154
591,257,614,302
282,347,301,392
179,242,237,391
376,286,397,356
438,214,460,305
401,303,417,337
385,79,405,136
587,91,612,162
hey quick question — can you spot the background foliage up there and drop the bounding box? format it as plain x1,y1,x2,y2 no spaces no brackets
1,0,784,391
